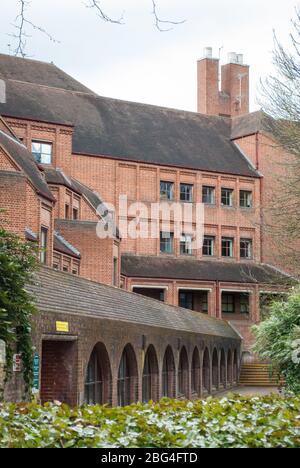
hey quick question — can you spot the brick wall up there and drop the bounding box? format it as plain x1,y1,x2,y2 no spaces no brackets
71,155,261,261
235,133,299,275
55,219,120,285
25,309,241,406
5,117,74,174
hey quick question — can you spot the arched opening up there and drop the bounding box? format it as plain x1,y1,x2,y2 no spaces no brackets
117,344,138,407
162,346,176,398
142,345,159,403
220,349,226,388
202,348,210,394
84,343,112,405
233,349,239,384
212,348,219,390
191,348,201,396
178,347,189,398
227,350,233,386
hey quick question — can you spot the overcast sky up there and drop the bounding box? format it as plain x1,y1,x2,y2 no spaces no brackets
0,0,298,112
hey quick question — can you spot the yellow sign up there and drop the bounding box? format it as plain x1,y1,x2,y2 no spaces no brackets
56,321,69,333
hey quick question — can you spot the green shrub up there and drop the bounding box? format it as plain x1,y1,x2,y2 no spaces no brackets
0,396,299,448
253,287,300,393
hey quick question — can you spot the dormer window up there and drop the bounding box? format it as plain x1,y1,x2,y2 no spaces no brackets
32,141,52,164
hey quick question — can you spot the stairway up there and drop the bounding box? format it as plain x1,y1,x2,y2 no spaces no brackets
239,363,280,387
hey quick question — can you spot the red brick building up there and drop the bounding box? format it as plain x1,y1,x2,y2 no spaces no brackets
0,51,293,404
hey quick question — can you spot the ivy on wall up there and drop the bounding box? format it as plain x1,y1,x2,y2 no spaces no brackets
0,218,38,397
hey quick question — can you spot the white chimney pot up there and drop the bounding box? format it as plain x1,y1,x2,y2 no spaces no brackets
203,47,213,59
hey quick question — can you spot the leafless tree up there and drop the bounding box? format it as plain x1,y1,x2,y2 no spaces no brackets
260,8,300,275
9,0,186,58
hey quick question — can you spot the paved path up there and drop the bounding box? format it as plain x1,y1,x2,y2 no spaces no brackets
216,386,280,397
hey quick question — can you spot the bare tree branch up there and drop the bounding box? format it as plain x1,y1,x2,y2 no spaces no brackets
86,0,125,25
9,0,186,57
11,0,59,57
151,0,186,32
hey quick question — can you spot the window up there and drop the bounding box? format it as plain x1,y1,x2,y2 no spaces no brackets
113,258,118,286
84,349,103,405
160,181,174,201
40,227,48,264
202,186,215,205
73,208,79,220
178,349,188,397
162,347,175,398
240,190,252,208
160,232,174,254
240,239,252,259
180,234,193,255
203,236,215,256
32,141,52,164
179,292,193,310
222,238,234,257
202,294,208,313
180,184,193,202
240,294,250,314
221,188,234,207
65,204,70,219
222,294,235,313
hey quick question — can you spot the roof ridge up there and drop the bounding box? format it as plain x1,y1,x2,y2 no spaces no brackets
2,78,95,96
3,76,231,122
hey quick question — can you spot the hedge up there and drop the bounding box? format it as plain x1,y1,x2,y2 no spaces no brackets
0,395,300,448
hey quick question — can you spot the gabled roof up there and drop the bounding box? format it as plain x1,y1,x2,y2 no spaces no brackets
121,255,292,285
0,54,259,178
54,231,81,259
0,128,54,201
230,111,278,140
44,167,121,239
28,266,240,340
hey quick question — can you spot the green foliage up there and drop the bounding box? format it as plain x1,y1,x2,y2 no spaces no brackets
0,221,38,395
0,396,299,448
253,288,300,393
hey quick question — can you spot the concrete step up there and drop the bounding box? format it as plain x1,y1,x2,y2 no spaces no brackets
239,362,280,387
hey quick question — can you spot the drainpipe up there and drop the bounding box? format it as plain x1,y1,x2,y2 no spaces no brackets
256,133,265,264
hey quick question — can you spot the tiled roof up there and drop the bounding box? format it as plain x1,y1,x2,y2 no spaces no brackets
53,231,81,259
0,54,93,93
0,54,259,178
121,255,292,285
28,266,240,340
0,129,54,201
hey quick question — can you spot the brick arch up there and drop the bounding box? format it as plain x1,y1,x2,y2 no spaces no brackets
142,345,159,403
162,345,176,398
191,347,201,396
227,349,233,385
178,346,189,398
117,343,138,406
202,347,210,394
220,349,226,388
212,348,219,391
84,342,112,405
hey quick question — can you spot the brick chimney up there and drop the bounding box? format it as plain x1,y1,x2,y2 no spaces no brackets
197,48,250,117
